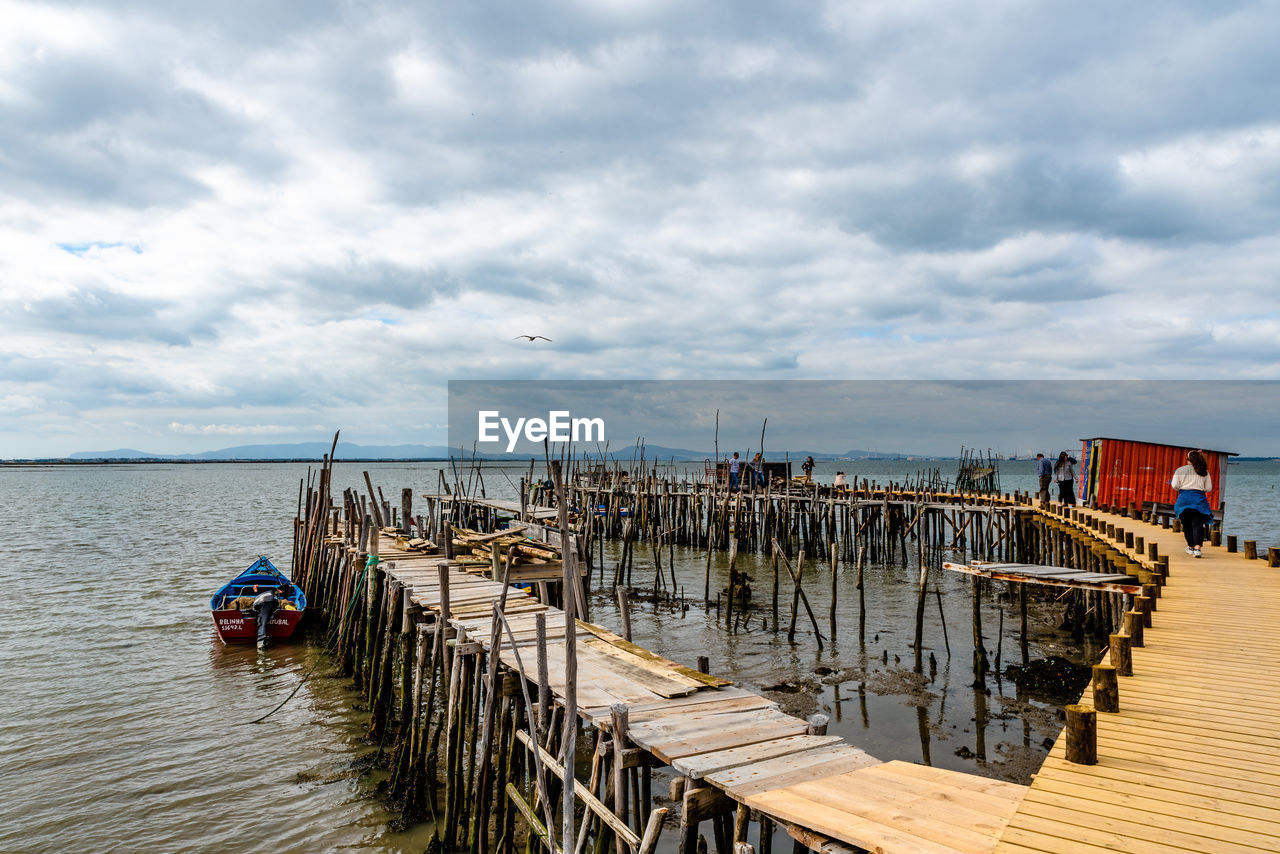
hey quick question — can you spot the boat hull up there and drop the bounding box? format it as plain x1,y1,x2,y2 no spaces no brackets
212,607,305,643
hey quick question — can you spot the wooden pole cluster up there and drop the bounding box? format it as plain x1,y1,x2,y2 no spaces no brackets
293,472,680,853
290,462,1205,845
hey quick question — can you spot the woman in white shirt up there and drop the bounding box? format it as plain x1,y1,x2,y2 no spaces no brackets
1171,450,1213,557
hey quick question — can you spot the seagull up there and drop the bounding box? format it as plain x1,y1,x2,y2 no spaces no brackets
514,335,552,342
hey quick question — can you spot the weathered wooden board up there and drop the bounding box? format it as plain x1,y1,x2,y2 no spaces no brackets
706,746,879,797
671,734,844,779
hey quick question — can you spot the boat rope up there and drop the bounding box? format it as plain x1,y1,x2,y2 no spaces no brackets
246,555,377,725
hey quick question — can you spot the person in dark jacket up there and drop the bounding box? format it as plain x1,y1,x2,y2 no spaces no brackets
1036,453,1052,503
253,582,292,648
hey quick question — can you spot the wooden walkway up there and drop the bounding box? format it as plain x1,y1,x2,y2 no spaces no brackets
372,536,1027,853
995,506,1280,854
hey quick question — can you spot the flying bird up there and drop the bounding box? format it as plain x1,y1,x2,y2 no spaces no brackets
514,335,552,342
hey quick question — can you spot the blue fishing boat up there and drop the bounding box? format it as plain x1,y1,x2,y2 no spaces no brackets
209,556,306,644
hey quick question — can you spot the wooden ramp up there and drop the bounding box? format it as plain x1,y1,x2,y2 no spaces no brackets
944,561,1143,595
995,507,1280,854
373,538,1027,853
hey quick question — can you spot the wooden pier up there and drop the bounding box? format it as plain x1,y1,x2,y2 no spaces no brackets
995,505,1280,854
367,534,1028,854
290,458,1280,853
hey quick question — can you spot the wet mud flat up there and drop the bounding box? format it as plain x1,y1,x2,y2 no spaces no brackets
593,542,1100,786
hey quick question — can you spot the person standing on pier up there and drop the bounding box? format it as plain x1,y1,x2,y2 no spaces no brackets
728,452,741,492
1171,450,1213,557
752,452,766,491
1054,452,1077,505
1036,453,1052,503
802,456,816,483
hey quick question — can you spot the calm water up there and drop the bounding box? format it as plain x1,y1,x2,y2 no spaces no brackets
1,460,1276,852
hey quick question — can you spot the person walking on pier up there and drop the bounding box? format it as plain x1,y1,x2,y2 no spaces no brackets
834,471,849,493
1054,452,1077,505
1036,453,1052,503
728,452,741,492
1171,450,1213,557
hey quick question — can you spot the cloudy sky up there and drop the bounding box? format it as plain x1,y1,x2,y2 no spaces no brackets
3,1,1279,457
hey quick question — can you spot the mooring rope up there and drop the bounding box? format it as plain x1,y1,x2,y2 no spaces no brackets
246,555,376,725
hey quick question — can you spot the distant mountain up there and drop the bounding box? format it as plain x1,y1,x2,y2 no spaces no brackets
67,448,166,459
57,441,944,463
67,442,455,461
580,445,937,462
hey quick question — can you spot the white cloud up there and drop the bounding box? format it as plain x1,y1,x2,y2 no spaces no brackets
1,0,1279,457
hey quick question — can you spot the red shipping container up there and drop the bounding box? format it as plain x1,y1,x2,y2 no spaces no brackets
1079,437,1233,514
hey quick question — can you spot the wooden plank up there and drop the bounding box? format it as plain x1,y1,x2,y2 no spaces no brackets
743,787,983,854
575,620,733,687
583,637,709,689
629,694,776,725
758,770,1019,854
708,748,879,798
870,762,1026,804
627,707,800,743
672,734,844,779
1030,774,1280,841
575,643,701,699
1011,796,1278,854
622,687,768,717
642,718,810,762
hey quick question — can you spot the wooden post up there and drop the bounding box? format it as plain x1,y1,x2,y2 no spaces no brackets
617,586,633,642
612,704,630,854
401,487,413,533
1270,548,1280,568
1065,704,1097,765
829,543,838,642
1135,595,1153,628
1227,535,1238,553
1211,529,1222,547
733,806,750,846
806,714,829,736
1245,540,1258,560
535,612,550,741
1092,664,1119,713
1124,610,1144,648
1109,633,1132,677
638,809,669,854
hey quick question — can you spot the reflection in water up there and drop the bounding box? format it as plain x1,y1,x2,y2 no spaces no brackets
974,682,990,762
916,704,931,766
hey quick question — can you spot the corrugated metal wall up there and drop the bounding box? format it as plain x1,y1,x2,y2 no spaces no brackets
1082,438,1227,511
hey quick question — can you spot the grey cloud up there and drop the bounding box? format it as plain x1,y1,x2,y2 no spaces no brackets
279,259,457,312
0,353,59,383
1,38,287,207
3,288,220,346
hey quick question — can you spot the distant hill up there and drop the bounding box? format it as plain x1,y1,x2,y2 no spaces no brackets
576,444,934,462
56,441,941,463
67,442,455,461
